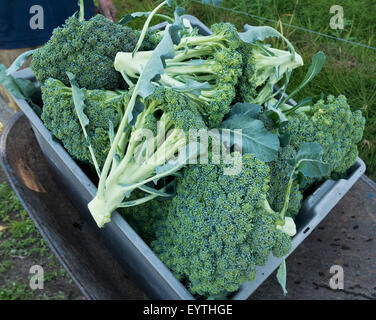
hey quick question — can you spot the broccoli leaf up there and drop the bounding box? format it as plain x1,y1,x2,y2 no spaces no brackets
295,142,331,178
276,258,288,296
276,217,297,236
6,49,37,76
265,105,288,124
296,142,324,161
118,12,174,26
239,24,295,56
0,64,41,116
0,66,22,98
286,142,330,178
132,25,179,100
67,72,101,177
283,52,326,107
221,115,280,162
227,102,262,118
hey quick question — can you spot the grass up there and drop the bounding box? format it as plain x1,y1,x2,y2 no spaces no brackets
113,0,376,180
0,182,81,300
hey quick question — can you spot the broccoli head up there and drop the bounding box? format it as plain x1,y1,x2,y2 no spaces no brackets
237,42,303,105
114,22,244,128
281,95,365,180
41,78,125,168
119,189,171,245
151,153,292,297
31,14,138,90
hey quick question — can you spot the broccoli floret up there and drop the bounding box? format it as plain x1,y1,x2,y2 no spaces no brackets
272,229,292,258
41,78,125,168
31,14,138,90
151,153,292,297
119,189,171,245
87,87,207,227
281,95,366,180
114,22,243,128
267,146,303,218
237,42,303,105
139,28,162,51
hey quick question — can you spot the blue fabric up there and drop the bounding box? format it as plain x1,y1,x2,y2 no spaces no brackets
0,0,95,49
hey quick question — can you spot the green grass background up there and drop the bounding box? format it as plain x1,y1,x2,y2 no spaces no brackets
112,0,376,180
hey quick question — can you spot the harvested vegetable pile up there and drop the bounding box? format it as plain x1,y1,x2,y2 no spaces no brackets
2,0,365,299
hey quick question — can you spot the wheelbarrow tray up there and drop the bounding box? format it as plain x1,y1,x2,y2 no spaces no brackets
6,15,366,299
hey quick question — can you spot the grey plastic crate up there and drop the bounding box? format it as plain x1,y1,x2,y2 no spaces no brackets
10,15,366,300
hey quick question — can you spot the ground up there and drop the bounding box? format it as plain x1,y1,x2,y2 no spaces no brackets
0,112,84,300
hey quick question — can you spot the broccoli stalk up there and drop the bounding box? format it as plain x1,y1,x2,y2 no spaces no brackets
85,85,206,227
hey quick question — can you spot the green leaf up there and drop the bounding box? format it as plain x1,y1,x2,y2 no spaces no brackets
276,217,296,237
239,25,295,56
221,115,280,162
0,65,25,99
297,159,330,178
129,24,179,100
276,258,288,296
227,102,262,118
67,72,89,128
67,72,101,177
295,142,330,178
0,64,37,100
15,78,37,98
265,106,288,124
6,49,37,76
118,12,174,26
283,52,326,107
296,142,324,161
279,133,291,147
129,98,145,126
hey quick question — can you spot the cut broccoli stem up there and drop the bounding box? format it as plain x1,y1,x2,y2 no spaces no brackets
175,35,229,50
279,167,296,221
96,76,142,196
88,146,187,227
